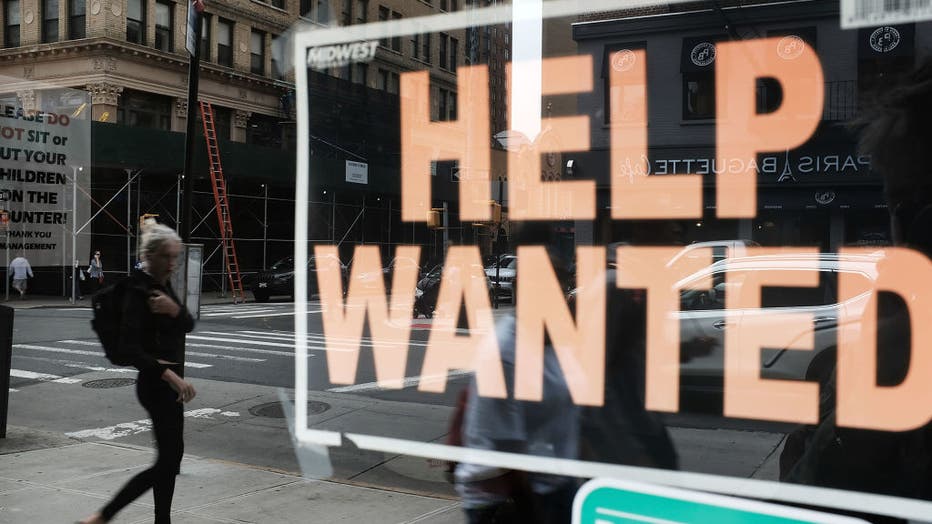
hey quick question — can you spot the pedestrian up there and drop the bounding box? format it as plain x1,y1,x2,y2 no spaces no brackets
454,224,581,524
8,254,33,299
78,220,196,524
88,249,104,294
779,55,932,523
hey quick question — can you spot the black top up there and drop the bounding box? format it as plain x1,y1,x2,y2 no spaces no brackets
119,270,195,376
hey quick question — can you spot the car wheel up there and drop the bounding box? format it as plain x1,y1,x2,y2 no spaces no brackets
254,291,270,303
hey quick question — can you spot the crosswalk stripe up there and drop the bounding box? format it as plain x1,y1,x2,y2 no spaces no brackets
10,369,83,384
185,334,352,353
59,340,263,363
202,309,279,317
13,344,212,369
13,355,137,374
219,331,410,351
185,342,301,358
231,330,432,348
327,370,473,393
232,310,324,319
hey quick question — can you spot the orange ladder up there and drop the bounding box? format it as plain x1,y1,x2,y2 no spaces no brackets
199,101,246,303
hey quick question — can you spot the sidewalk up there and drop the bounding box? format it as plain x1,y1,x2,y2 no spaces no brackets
0,292,246,309
1,371,462,523
0,427,460,523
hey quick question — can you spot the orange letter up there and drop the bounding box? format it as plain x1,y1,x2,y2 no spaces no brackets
507,56,595,220
724,247,819,424
316,245,419,388
611,50,702,219
615,246,712,412
716,38,823,217
838,248,932,431
401,66,490,222
419,246,506,398
514,246,605,405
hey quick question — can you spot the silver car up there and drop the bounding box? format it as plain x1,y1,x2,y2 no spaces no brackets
676,252,881,402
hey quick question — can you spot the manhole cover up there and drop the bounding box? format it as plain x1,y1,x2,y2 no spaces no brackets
82,378,137,389
249,401,330,418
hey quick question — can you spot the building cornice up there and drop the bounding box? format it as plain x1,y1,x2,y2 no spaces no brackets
0,38,293,95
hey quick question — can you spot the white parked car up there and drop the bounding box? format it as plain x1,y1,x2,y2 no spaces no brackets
676,251,881,403
485,254,517,304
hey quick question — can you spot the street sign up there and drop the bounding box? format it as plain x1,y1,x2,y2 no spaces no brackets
573,479,868,524
186,0,206,56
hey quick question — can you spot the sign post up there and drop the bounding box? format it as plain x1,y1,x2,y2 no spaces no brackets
0,210,7,301
573,479,868,524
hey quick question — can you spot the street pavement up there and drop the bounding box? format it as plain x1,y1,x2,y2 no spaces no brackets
0,294,794,523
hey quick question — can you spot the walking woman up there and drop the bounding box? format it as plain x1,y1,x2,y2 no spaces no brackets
79,220,196,524
88,249,104,294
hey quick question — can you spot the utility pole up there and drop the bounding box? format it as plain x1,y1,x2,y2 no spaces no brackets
181,0,205,243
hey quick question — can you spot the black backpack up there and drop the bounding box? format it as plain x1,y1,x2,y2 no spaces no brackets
91,277,136,366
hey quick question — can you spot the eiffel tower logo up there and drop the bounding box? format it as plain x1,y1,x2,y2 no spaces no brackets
777,151,796,182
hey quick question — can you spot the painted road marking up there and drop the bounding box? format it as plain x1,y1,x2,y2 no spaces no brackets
66,409,242,440
10,369,83,384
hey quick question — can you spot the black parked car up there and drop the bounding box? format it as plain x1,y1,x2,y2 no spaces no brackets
251,255,347,302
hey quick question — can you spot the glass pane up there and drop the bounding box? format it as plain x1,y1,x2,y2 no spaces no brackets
127,0,142,21
70,0,85,16
251,31,263,53
155,2,170,27
217,21,231,44
6,1,21,25
44,0,59,21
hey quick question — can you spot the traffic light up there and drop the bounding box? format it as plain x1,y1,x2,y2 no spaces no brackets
489,200,502,224
427,209,441,229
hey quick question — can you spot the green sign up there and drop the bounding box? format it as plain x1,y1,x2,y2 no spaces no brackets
573,479,868,524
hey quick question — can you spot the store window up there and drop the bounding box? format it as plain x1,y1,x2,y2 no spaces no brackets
126,0,145,45
199,13,211,61
42,0,59,43
391,11,403,52
341,0,352,26
353,63,368,86
272,34,284,80
355,0,368,24
681,37,717,120
4,1,21,48
251,30,266,75
683,73,714,120
117,90,171,130
154,1,173,52
440,33,449,69
378,6,390,47
316,0,328,23
68,0,85,40
857,25,915,109
217,19,233,67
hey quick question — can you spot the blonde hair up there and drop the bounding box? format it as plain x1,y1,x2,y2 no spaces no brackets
138,218,181,262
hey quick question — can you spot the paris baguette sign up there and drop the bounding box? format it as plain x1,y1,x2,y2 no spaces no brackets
293,4,932,521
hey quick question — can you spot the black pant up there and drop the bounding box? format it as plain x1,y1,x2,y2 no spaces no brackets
101,367,184,523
